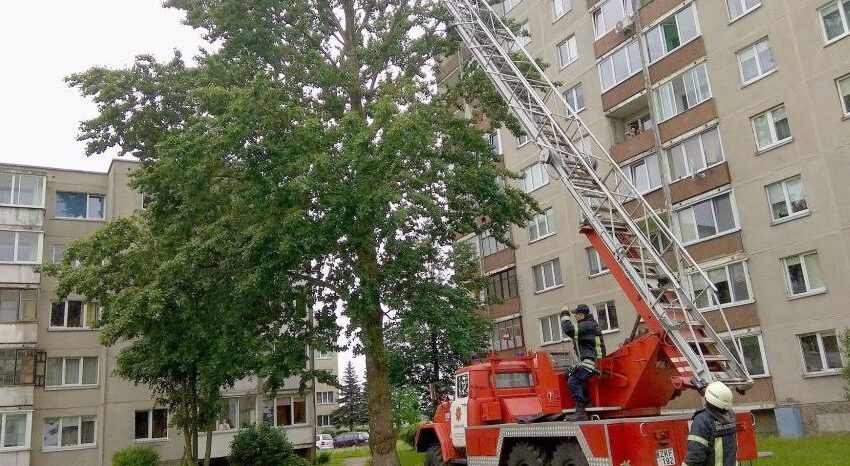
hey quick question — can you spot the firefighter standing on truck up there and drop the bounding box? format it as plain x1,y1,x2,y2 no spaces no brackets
560,304,605,422
683,381,738,466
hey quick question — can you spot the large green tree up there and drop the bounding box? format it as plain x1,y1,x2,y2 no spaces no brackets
67,1,535,464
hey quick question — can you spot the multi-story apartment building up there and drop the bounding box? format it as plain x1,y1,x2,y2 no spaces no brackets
448,0,850,435
0,160,339,465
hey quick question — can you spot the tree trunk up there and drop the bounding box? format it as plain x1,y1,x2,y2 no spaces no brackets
203,420,214,466
182,426,192,466
364,306,400,466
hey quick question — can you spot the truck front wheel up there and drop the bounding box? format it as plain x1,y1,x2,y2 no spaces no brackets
424,445,446,466
551,441,588,466
506,442,548,466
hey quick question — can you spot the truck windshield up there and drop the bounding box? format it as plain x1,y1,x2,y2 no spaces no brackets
495,372,533,388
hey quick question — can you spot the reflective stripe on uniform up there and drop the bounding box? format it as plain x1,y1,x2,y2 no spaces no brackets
687,434,709,447
595,336,603,359
580,358,596,370
714,437,723,466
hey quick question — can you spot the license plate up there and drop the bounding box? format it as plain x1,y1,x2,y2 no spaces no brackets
656,448,675,466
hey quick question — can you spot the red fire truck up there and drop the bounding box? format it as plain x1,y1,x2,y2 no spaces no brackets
416,1,764,464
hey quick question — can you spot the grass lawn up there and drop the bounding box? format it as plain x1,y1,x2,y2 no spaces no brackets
755,434,850,466
326,442,423,466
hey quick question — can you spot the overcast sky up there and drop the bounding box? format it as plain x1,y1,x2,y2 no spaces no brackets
1,0,364,381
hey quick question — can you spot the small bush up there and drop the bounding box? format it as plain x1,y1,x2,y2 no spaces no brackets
229,422,309,466
398,424,420,448
112,446,160,466
315,451,332,465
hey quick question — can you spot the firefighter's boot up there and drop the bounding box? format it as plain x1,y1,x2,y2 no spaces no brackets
564,405,588,422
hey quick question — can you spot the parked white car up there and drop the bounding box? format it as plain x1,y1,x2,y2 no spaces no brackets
316,433,334,450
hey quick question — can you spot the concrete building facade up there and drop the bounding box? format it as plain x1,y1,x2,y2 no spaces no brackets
449,0,850,434
0,160,339,465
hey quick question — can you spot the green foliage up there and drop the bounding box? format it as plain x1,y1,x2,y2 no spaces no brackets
840,329,850,401
112,446,160,466
391,387,421,429
397,424,420,448
331,362,368,431
229,422,308,466
756,434,850,465
315,451,332,465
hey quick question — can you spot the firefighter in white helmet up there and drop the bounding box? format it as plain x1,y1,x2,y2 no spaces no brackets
683,381,737,466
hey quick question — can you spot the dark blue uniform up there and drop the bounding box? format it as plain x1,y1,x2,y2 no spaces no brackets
561,314,605,407
683,405,738,466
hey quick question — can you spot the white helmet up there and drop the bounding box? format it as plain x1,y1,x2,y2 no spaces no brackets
704,381,733,410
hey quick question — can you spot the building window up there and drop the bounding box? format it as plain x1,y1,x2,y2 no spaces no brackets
274,397,308,426
751,105,792,150
479,230,508,257
487,268,518,301
799,330,843,374
487,130,502,155
0,230,42,264
55,192,105,220
586,247,609,276
837,74,850,116
0,349,37,386
510,21,530,52
135,409,167,440
50,300,100,329
668,127,724,181
646,5,699,63
45,357,98,388
528,208,556,242
532,258,563,292
765,175,808,222
522,163,549,192
0,411,30,450
722,331,768,377
503,0,522,13
316,391,334,405
676,192,738,244
622,153,662,196
594,301,618,333
317,414,332,427
553,0,571,19
314,350,331,360
563,84,585,113
690,261,752,309
0,173,45,208
737,39,775,84
517,132,530,146
217,396,257,430
598,40,642,91
819,0,850,43
655,64,711,122
782,251,826,297
557,35,578,68
43,416,96,449
492,317,523,351
625,114,653,138
540,314,562,345
726,0,761,21
0,289,37,323
593,0,634,39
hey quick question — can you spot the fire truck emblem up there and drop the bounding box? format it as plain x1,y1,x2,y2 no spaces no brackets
455,407,462,422
547,390,555,402
619,461,631,466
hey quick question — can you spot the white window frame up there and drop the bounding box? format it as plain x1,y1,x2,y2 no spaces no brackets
0,289,37,323
42,416,96,450
782,251,827,298
563,84,585,113
557,35,578,69
737,38,776,85
654,63,712,123
598,40,642,92
487,130,503,155
645,4,701,64
55,192,106,220
316,391,334,405
586,247,609,277
539,314,563,345
798,330,844,375
134,409,168,441
0,173,46,208
491,316,523,351
532,258,563,293
553,0,571,19
521,163,549,193
623,153,662,195
528,208,556,243
45,357,99,388
818,0,850,44
726,0,762,22
0,411,32,451
503,0,523,13
667,127,725,181
49,300,99,330
837,74,850,117
751,105,792,151
721,329,770,378
314,350,331,360
317,414,332,427
689,260,754,310
592,0,634,39
272,396,309,426
479,230,508,257
675,190,740,246
765,175,809,223
0,230,43,264
593,300,619,334
216,396,257,431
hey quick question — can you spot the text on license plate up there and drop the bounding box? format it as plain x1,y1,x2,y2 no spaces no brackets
656,448,675,466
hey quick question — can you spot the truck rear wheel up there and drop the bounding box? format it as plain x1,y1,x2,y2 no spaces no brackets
551,441,588,466
506,442,548,466
424,445,446,466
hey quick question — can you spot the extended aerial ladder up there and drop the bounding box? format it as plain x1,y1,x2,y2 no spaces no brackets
442,0,753,392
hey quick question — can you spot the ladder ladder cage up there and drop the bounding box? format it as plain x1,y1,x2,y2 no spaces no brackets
443,0,753,390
